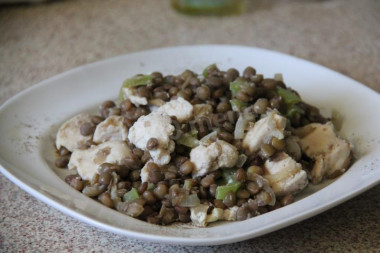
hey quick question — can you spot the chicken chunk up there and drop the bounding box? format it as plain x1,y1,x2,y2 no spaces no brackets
223,206,239,221
264,152,308,197
128,112,175,165
193,104,213,119
56,113,93,152
190,204,240,227
157,97,193,123
68,141,132,180
140,160,153,183
190,204,209,227
190,140,238,177
242,111,286,154
295,122,351,184
121,87,148,107
93,115,128,144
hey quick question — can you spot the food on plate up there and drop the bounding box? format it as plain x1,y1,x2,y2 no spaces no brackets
55,65,352,226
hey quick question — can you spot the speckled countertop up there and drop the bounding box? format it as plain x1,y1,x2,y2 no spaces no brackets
0,0,379,252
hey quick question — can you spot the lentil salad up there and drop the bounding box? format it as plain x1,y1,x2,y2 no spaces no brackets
55,65,352,226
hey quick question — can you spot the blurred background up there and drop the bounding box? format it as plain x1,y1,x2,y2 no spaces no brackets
0,0,379,252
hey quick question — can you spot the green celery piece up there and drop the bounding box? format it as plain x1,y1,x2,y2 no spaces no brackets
276,86,301,105
202,63,218,78
123,188,140,202
177,129,199,148
286,104,305,118
230,99,248,111
119,75,153,101
229,79,243,96
215,182,242,200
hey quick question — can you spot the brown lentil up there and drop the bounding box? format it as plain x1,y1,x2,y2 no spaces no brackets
246,181,260,195
179,160,194,175
280,194,294,206
271,137,285,151
55,156,70,168
80,122,95,136
216,101,231,113
235,168,246,182
129,169,141,181
243,66,256,79
98,192,114,208
223,191,236,207
98,172,112,186
261,144,276,158
117,181,131,190
200,174,215,188
217,131,234,143
146,138,159,150
58,147,70,156
196,85,210,101
65,174,84,191
253,98,269,114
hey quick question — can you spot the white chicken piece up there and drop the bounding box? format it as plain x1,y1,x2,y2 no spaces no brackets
157,97,193,123
128,112,175,165
68,141,132,180
140,160,153,183
264,152,308,197
242,111,287,154
149,140,175,165
223,206,239,221
190,204,209,227
295,122,351,184
122,87,148,107
93,115,128,144
56,113,93,152
190,140,238,177
190,205,239,227
193,104,213,119
206,208,224,223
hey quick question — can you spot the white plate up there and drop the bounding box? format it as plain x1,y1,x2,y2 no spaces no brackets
0,45,379,246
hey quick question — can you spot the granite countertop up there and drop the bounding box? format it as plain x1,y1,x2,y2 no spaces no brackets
0,0,379,252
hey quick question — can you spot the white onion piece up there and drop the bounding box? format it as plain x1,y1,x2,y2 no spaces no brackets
236,154,247,167
200,130,219,145
234,113,255,139
180,194,200,207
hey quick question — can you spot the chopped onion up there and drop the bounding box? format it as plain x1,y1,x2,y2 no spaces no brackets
234,113,255,139
179,194,200,207
274,73,283,81
236,154,247,167
250,173,276,206
200,130,219,145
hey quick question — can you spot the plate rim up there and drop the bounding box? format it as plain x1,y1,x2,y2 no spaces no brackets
1,44,379,246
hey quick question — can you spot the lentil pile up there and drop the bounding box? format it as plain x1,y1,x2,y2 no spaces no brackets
55,65,352,226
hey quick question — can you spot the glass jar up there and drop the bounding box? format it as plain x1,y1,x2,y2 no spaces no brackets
171,0,246,16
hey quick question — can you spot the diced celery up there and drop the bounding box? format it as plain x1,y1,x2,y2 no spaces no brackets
215,182,242,200
123,188,140,202
177,129,199,148
276,86,301,105
229,78,250,96
230,99,247,111
286,105,305,118
119,75,153,101
229,80,242,96
202,63,218,77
